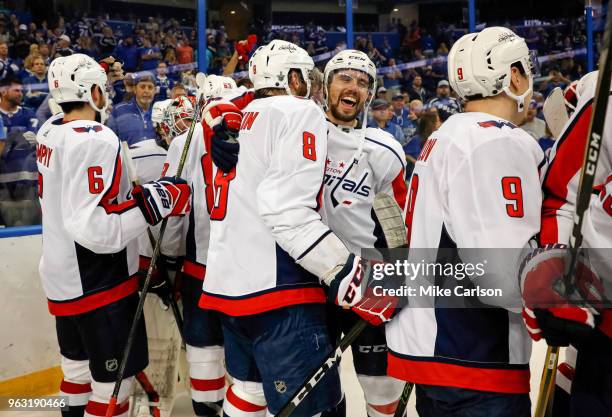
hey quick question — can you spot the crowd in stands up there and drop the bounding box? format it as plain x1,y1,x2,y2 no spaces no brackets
0,8,602,227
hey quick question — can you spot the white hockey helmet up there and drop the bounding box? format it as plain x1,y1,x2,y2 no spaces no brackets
248,40,314,97
448,27,539,112
151,99,172,126
202,74,237,100
47,54,109,114
163,95,195,137
323,49,378,111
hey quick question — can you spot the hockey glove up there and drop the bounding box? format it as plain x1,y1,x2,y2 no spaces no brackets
138,255,182,308
326,254,400,326
203,100,243,172
519,245,604,346
132,177,191,226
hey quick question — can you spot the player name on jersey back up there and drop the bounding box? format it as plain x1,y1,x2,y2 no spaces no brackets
200,95,332,316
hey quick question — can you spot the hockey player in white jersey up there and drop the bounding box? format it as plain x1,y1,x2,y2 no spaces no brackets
199,40,399,417
37,54,190,417
160,78,247,416
126,96,188,417
320,50,407,417
519,70,611,416
385,27,544,416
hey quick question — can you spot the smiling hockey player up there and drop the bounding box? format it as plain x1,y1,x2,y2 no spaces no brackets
199,39,399,417
320,49,407,417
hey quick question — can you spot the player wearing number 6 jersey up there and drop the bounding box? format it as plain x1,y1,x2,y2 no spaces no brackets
385,27,545,416
36,54,190,417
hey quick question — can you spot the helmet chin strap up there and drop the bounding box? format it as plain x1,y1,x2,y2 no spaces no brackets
502,76,533,113
86,84,109,120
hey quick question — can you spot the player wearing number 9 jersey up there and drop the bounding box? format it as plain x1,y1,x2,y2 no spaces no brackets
385,27,545,416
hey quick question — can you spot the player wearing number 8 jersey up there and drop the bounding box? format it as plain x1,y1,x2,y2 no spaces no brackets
386,27,545,416
199,40,353,417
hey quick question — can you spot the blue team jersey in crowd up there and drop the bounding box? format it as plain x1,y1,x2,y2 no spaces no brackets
23,75,49,110
368,119,406,145
0,106,39,210
0,106,39,135
391,108,418,138
139,47,161,71
155,76,174,101
427,96,461,121
106,97,156,145
116,45,139,71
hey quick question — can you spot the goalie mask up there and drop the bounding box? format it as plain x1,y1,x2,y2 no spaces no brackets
163,96,195,138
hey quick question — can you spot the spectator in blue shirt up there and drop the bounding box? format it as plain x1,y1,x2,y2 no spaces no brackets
23,55,48,110
390,94,417,138
0,112,6,156
107,72,157,145
155,61,174,101
0,76,39,225
0,77,39,134
427,79,461,122
139,37,162,71
403,108,441,176
115,35,139,72
0,42,18,81
368,99,406,145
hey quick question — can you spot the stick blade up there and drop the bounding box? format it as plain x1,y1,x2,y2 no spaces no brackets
372,193,407,249
543,87,569,140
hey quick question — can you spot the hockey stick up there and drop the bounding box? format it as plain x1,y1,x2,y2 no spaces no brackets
120,141,185,343
106,74,207,417
276,193,407,417
393,382,415,417
534,4,612,417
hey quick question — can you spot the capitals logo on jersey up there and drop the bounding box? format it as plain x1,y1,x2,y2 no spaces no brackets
324,158,371,207
477,120,517,129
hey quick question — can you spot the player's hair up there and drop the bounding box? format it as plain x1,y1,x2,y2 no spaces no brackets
58,101,87,113
236,77,253,88
58,84,105,114
0,75,21,88
464,61,526,102
254,69,306,99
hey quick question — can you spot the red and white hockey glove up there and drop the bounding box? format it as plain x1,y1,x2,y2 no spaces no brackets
326,254,400,326
520,245,603,346
132,177,191,225
203,100,242,172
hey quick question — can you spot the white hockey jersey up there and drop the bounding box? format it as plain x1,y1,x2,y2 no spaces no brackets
162,124,209,279
540,72,612,338
200,95,344,316
321,123,407,253
126,139,170,264
386,111,546,394
36,114,146,316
